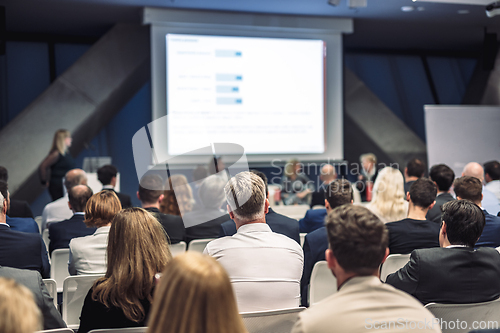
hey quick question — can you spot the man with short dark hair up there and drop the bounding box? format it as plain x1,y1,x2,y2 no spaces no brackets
48,185,95,255
97,164,132,208
426,164,455,223
404,158,426,196
137,174,185,244
0,166,33,218
484,160,500,202
292,205,439,333
387,200,500,304
387,178,440,254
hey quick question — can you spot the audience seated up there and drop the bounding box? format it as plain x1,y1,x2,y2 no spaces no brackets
365,167,408,223
184,175,230,243
78,208,171,333
138,174,185,244
0,266,65,330
160,174,194,216
292,205,440,333
0,277,42,333
462,162,500,215
281,158,314,205
69,190,121,275
219,170,300,243
0,181,38,234
453,176,500,248
387,178,440,254
0,166,34,218
404,158,425,196
355,153,378,202
147,252,247,333
426,164,455,223
386,200,500,304
48,185,95,255
484,160,500,202
0,187,50,278
97,164,132,208
301,179,353,306
41,168,87,231
205,171,303,312
309,164,336,208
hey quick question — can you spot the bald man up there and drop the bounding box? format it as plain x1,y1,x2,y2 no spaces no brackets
462,162,500,215
310,164,337,208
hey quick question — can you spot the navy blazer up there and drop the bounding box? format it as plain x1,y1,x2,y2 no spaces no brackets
6,216,39,234
300,226,328,306
298,209,327,233
218,207,300,244
48,214,96,255
475,210,500,248
144,207,185,244
0,224,50,278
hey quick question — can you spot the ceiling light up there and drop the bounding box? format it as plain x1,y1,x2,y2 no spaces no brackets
458,9,470,13
401,6,416,11
348,0,367,8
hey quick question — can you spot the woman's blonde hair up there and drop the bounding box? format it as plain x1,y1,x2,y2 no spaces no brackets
368,167,408,222
92,208,172,322
160,174,193,215
147,252,247,333
50,129,70,155
0,277,41,333
284,158,300,177
84,190,122,228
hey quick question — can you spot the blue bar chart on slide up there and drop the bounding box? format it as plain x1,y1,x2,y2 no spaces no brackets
215,50,242,57
216,86,239,93
217,97,242,105
216,74,243,81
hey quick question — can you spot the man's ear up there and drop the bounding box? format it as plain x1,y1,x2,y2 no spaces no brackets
227,205,235,220
440,221,447,237
380,247,390,264
406,192,411,202
428,200,436,211
158,194,165,204
325,249,337,271
324,199,331,210
68,201,73,211
264,198,269,214
136,191,140,201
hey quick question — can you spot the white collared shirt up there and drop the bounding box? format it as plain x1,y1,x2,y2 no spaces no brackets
41,194,72,230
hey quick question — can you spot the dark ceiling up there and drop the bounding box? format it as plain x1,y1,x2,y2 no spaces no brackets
2,0,500,53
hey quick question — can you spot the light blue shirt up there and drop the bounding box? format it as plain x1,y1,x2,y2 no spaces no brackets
482,186,500,216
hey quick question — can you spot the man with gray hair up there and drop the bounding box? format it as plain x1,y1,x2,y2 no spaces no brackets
204,171,304,312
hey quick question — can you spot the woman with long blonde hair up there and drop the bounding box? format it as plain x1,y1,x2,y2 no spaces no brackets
148,252,247,333
78,208,172,333
160,174,193,215
39,129,75,201
366,167,408,223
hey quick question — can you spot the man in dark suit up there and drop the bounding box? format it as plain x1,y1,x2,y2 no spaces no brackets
386,200,500,305
403,158,425,197
426,164,455,223
97,164,132,208
309,164,336,208
0,266,66,329
387,178,440,254
0,166,33,218
48,185,95,255
137,174,185,244
0,182,50,278
453,176,500,248
300,178,353,306
219,170,300,243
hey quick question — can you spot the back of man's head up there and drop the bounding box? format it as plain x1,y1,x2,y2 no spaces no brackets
406,158,425,178
409,178,437,208
0,167,7,182
199,175,227,209
97,165,118,186
250,170,268,196
462,162,484,182
484,161,500,181
68,185,93,213
326,205,388,275
429,164,455,192
441,199,485,247
225,171,266,223
64,169,88,191
320,164,336,183
138,174,164,204
453,176,482,204
325,179,352,209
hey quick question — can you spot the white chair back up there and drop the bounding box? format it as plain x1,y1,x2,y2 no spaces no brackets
42,229,50,253
309,261,337,306
50,249,70,292
88,328,147,333
425,298,500,333
36,328,74,333
35,216,43,234
379,254,411,282
241,307,305,333
169,241,187,256
299,233,306,247
272,205,309,220
187,238,215,253
62,274,104,330
42,278,58,308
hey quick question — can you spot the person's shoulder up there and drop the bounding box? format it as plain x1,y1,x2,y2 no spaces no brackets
305,226,327,241
268,230,303,252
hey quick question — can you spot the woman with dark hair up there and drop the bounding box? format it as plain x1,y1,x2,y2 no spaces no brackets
78,208,172,333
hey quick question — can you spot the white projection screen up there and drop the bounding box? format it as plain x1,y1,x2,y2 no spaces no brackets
144,8,353,165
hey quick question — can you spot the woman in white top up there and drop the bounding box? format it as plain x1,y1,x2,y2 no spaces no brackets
68,190,122,275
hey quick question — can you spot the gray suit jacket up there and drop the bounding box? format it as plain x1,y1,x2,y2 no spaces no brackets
0,266,66,329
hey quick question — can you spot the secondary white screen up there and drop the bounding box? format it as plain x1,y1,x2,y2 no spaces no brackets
166,34,325,156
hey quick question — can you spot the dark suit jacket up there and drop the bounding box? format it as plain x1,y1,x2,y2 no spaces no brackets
48,214,96,255
298,209,327,233
184,209,230,243
0,266,66,329
6,215,39,233
112,190,132,208
310,187,326,208
475,210,500,248
386,247,500,305
386,218,440,254
426,192,454,223
218,207,300,244
0,224,50,278
144,207,185,244
404,181,415,197
300,226,328,306
7,199,34,218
